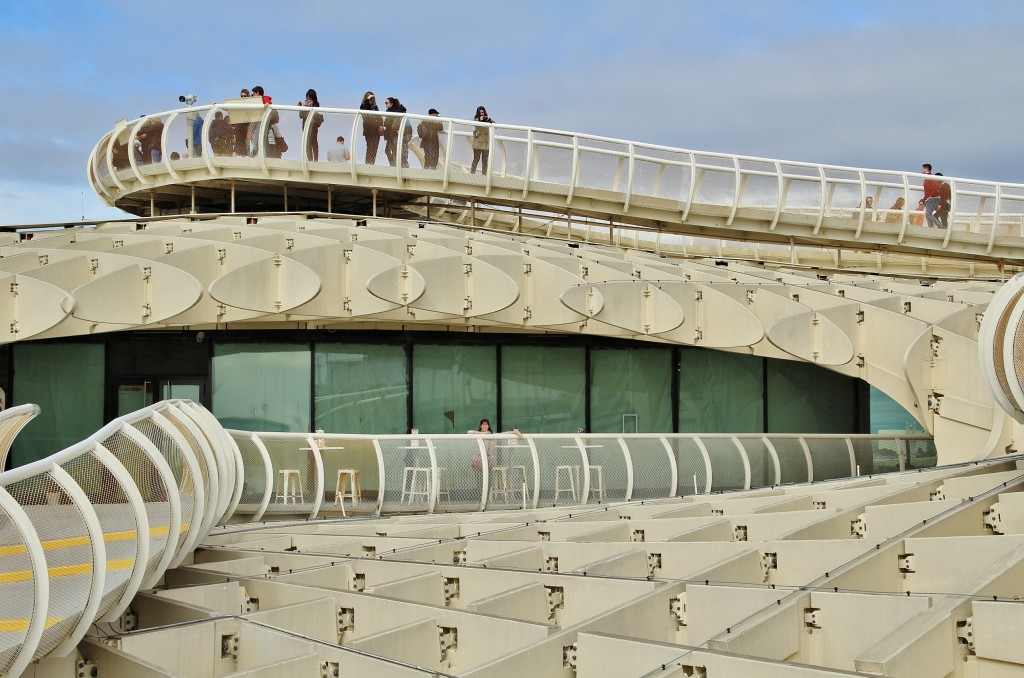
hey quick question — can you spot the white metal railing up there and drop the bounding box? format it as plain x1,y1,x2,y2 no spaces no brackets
227,430,936,520
88,104,1024,255
0,396,934,673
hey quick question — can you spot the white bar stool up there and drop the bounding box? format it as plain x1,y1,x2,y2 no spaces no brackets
335,469,361,516
401,466,432,504
490,466,511,503
554,465,579,504
587,465,605,502
276,469,304,504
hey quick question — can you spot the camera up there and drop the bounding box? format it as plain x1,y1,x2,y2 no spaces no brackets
178,94,198,105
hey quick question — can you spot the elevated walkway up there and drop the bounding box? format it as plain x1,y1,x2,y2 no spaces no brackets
90,104,1024,265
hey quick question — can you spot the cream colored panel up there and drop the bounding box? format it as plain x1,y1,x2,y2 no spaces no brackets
366,264,427,308
209,256,321,314
160,245,274,324
560,281,684,335
346,244,404,316
282,243,356,318
766,312,855,366
74,263,202,324
0,273,73,341
560,285,604,320
517,257,588,327
412,255,517,316
657,282,764,348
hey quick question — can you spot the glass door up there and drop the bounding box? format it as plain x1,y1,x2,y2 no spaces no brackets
116,378,205,417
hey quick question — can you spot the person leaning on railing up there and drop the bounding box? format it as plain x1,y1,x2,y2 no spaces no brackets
885,197,905,223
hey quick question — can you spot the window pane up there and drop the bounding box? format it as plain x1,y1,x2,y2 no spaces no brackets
501,346,584,433
413,344,496,434
590,347,672,432
213,343,310,432
12,343,104,466
679,349,764,432
767,359,858,433
869,385,923,434
315,343,407,434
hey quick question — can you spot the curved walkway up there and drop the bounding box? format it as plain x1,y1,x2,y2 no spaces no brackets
89,104,1024,263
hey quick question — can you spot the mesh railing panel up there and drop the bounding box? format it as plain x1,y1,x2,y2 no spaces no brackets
702,438,747,492
672,438,709,497
805,438,854,481
59,451,138,620
0,499,40,676
99,429,171,587
737,438,774,489
159,413,215,522
579,437,628,504
131,419,198,556
623,439,674,500
4,473,94,660
532,437,589,507
230,433,269,515
257,435,319,517
314,434,379,517
377,436,437,513
772,439,810,485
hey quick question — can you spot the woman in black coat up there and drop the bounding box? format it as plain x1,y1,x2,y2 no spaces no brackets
359,92,383,164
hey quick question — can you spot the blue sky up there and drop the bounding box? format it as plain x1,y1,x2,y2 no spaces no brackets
1,0,1023,224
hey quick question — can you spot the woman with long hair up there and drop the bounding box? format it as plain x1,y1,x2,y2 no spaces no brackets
470,106,494,174
359,91,383,164
298,88,322,161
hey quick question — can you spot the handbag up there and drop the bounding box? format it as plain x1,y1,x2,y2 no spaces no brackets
276,135,289,153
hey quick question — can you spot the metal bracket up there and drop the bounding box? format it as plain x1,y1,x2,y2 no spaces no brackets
545,556,559,572
898,553,916,573
804,607,821,629
669,593,686,628
648,552,662,576
443,576,460,606
851,514,867,538
438,625,458,663
956,617,976,654
562,642,578,671
733,525,748,542
337,607,355,640
761,552,778,582
546,585,565,621
632,529,645,542
983,505,1003,534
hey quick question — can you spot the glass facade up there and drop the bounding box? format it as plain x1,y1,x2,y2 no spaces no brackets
315,343,408,434
12,343,104,466
212,343,310,432
501,346,585,433
590,347,672,432
766,359,859,433
2,331,919,467
679,349,764,432
412,344,496,434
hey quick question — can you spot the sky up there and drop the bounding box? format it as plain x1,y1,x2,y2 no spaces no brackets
1,0,1023,226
